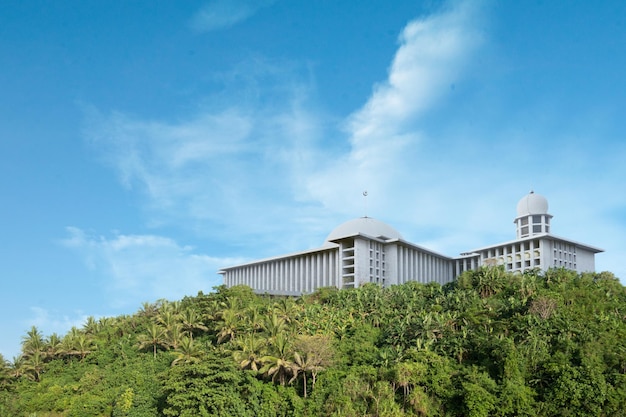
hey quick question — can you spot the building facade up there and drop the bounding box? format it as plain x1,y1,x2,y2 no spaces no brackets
219,192,603,295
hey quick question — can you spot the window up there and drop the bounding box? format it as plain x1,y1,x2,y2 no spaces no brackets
533,215,542,223
521,218,528,226
533,225,542,233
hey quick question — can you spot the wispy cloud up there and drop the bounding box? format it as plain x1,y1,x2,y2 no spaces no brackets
190,0,276,32
84,58,326,253
306,0,486,221
27,307,90,336
62,227,242,308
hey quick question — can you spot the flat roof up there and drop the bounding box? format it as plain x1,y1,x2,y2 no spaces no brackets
463,233,604,255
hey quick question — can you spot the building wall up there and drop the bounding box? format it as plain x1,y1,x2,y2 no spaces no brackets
221,229,600,295
454,256,481,276
394,243,454,286
576,248,596,272
544,240,595,273
222,247,339,296
476,238,544,274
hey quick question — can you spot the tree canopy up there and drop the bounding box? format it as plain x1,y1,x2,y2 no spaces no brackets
2,267,626,416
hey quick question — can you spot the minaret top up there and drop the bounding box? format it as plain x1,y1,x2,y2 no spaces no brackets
516,190,549,218
514,191,552,238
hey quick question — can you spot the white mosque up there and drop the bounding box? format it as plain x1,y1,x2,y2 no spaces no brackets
219,192,603,295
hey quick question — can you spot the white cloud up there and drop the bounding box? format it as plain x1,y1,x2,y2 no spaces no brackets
84,59,327,254
27,307,90,337
306,0,486,219
190,0,276,32
62,227,243,308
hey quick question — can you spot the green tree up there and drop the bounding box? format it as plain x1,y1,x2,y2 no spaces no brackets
293,333,335,395
23,350,45,382
171,336,204,366
137,323,168,359
179,308,208,340
260,332,294,386
160,355,249,417
21,326,45,357
0,353,10,389
45,333,63,359
233,333,266,372
216,308,240,344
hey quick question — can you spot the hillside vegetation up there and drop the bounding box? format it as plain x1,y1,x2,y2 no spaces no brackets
2,267,626,416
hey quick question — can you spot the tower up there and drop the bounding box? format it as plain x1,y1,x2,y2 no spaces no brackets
514,191,552,239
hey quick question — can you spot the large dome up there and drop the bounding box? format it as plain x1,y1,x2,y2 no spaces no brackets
516,191,549,217
325,217,403,242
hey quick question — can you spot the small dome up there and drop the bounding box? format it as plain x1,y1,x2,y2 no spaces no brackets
326,217,403,242
516,191,549,217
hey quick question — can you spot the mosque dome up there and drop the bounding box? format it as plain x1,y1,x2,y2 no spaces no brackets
325,217,403,242
516,191,549,217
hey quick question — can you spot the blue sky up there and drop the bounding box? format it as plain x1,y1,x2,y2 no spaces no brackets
1,0,625,359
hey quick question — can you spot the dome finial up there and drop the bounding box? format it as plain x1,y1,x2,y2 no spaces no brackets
363,190,368,218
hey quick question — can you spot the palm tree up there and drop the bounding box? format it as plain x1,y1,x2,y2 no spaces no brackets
171,336,204,366
9,356,26,379
166,324,184,350
158,299,182,316
262,312,287,340
72,335,96,360
137,323,168,359
170,300,183,315
56,330,94,360
290,352,315,398
180,308,208,340
45,333,63,359
21,326,45,357
157,310,178,332
97,317,117,342
0,353,10,388
23,351,45,382
138,301,158,318
275,297,302,325
260,333,294,386
216,308,239,344
243,305,263,332
233,334,266,372
83,316,99,335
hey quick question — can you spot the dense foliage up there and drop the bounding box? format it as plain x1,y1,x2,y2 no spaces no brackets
2,267,626,416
